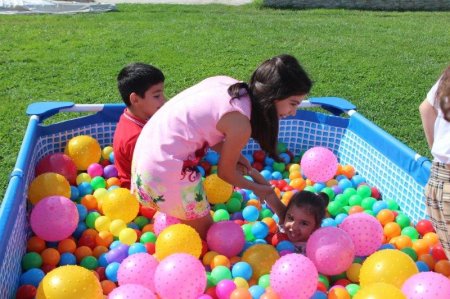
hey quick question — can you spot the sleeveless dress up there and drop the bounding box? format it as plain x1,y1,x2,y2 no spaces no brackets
131,76,252,220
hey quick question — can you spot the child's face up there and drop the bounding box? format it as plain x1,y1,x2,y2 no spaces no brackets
133,82,165,120
283,206,317,243
275,94,306,119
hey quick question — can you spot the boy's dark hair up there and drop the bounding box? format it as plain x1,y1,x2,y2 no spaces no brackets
117,63,165,106
436,66,450,122
285,190,329,228
227,54,312,159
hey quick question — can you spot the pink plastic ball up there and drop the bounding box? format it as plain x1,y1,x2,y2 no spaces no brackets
270,253,318,299
30,195,78,241
339,212,383,256
207,221,245,257
108,284,157,299
401,272,450,299
216,279,237,299
153,212,181,235
87,163,103,178
118,253,159,291
35,153,77,185
300,147,338,182
198,296,213,299
154,253,206,299
306,227,355,275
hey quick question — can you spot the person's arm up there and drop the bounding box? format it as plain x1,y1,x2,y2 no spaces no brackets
419,99,437,149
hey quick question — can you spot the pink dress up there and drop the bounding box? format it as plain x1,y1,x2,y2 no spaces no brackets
131,76,251,220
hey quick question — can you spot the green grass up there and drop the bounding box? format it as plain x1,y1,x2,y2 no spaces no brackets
0,4,449,200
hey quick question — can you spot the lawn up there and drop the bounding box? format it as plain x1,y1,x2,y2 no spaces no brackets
0,3,449,200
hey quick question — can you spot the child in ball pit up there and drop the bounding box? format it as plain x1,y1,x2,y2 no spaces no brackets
113,63,166,189
420,65,450,259
131,54,312,239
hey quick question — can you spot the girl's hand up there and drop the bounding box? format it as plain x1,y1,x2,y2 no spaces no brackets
237,154,252,174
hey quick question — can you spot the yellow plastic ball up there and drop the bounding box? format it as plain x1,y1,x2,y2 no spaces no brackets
119,227,138,245
93,188,108,205
241,244,279,279
28,172,71,205
64,135,101,171
102,146,114,160
102,188,139,223
234,277,249,289
346,263,362,283
155,224,202,260
203,174,233,204
109,219,126,237
359,249,418,288
36,265,102,299
94,216,111,232
353,282,406,299
76,173,92,185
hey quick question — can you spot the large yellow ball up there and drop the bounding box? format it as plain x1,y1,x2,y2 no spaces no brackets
102,188,139,223
155,224,202,260
203,174,233,204
359,249,418,288
353,282,406,299
241,244,280,279
64,135,101,171
28,172,71,205
36,265,102,299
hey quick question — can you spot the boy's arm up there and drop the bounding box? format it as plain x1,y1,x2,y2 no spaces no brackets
419,99,437,149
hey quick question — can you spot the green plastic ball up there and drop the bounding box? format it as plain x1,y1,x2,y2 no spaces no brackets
258,274,271,288
21,252,43,271
90,176,106,190
211,265,232,284
134,216,150,229
225,197,242,213
396,213,411,228
80,256,98,270
402,226,419,240
140,231,157,244
85,211,101,228
213,209,230,222
356,185,372,198
401,247,418,261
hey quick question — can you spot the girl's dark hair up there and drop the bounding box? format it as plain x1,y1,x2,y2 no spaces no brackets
436,66,450,122
228,54,312,158
117,63,165,106
285,190,329,228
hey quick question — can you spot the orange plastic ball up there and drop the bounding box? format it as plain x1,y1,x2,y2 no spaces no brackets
81,195,98,210
384,222,402,239
95,231,113,247
230,288,252,299
391,235,413,250
341,165,355,179
288,171,302,180
57,238,77,254
348,206,364,215
289,178,306,190
435,260,450,276
423,232,440,247
27,236,46,253
106,177,121,189
141,223,154,233
418,253,436,270
202,251,219,267
101,280,116,295
377,209,395,226
329,286,351,299
41,248,60,266
261,217,277,234
412,239,430,256
211,254,230,269
74,246,93,263
93,246,109,258
246,199,262,210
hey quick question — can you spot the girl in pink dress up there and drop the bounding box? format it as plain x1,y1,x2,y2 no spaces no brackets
131,54,312,238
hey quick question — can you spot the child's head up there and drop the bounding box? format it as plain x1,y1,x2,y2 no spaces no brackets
117,63,165,120
228,54,312,158
283,190,329,243
436,66,450,121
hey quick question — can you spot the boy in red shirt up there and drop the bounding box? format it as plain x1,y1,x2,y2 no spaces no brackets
113,63,165,188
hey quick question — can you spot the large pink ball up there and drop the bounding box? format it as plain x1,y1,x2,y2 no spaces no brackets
207,221,245,257
118,253,159,291
339,212,383,256
306,227,355,275
35,153,77,185
30,195,78,241
270,253,318,299
401,272,450,299
154,253,207,299
300,147,338,182
108,284,157,299
153,212,181,235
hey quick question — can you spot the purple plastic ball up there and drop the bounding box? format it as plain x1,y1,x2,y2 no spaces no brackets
103,164,118,179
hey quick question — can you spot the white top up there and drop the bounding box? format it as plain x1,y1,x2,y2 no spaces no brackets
426,79,450,163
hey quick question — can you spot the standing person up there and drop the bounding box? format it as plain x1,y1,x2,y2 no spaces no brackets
132,54,312,238
419,65,450,258
113,63,165,189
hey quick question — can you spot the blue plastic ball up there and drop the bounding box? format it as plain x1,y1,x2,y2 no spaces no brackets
276,240,296,252
334,213,348,225
254,239,267,245
70,186,80,201
128,243,147,255
73,222,87,239
338,178,353,190
251,221,269,239
77,182,93,197
313,182,326,192
19,268,45,287
76,204,88,222
260,170,272,181
98,253,108,267
249,285,265,299
59,252,77,266
271,171,283,180
232,261,253,280
242,206,259,222
311,291,327,299
264,156,274,166
321,217,337,227
279,152,291,164
204,151,220,165
372,201,389,215
378,243,396,250
351,174,366,187
416,261,430,272
109,152,115,163
105,262,120,282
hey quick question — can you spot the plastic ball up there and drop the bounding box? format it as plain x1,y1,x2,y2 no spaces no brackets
241,244,279,279
87,163,103,178
102,188,139,223
117,253,158,291
354,282,405,299
36,265,102,299
401,271,450,299
30,196,78,242
153,212,181,235
415,219,435,236
104,164,118,179
339,212,383,256
15,284,37,299
35,153,77,185
207,221,245,258
203,174,233,204
359,249,418,288
119,228,138,245
270,253,318,299
64,135,101,171
28,173,71,205
300,147,338,182
155,224,202,260
154,253,206,299
19,268,45,288
216,279,237,299
306,227,355,275
108,283,157,299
